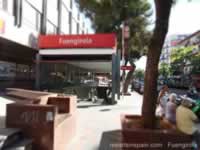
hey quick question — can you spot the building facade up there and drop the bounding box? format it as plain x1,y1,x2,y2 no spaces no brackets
177,30,200,89
0,0,93,89
178,30,200,47
160,34,188,65
0,0,92,48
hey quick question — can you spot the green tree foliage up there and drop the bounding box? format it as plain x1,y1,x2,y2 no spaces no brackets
76,0,152,93
191,52,200,74
76,0,152,57
134,69,145,80
159,62,171,78
170,46,200,75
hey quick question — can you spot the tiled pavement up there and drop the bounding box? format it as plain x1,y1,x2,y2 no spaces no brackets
67,92,143,150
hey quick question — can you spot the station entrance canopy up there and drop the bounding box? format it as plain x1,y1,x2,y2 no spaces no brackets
38,34,116,55
37,34,120,103
38,34,117,72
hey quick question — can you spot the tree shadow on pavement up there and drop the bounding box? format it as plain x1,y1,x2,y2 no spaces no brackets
99,130,122,150
99,109,111,112
77,104,106,109
77,102,114,109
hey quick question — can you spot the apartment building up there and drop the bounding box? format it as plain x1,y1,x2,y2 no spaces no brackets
177,30,200,88
160,34,188,65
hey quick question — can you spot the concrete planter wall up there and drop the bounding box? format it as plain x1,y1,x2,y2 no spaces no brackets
120,114,193,150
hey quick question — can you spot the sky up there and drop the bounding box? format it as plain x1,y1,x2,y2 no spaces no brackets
148,0,200,35
135,0,200,70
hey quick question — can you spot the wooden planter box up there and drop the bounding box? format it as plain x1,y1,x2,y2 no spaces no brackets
120,114,193,150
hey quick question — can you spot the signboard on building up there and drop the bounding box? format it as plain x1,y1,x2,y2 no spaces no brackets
120,65,135,71
39,34,117,49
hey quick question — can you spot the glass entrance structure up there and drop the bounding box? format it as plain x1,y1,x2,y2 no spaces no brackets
37,34,120,104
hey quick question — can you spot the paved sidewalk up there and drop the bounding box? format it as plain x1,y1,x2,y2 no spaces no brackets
67,91,143,150
0,91,143,150
0,96,13,128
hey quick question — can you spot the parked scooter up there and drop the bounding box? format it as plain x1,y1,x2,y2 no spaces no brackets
187,86,200,100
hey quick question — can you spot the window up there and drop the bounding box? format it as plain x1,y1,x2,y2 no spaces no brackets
77,22,79,34
69,11,72,34
70,0,73,9
61,3,70,34
22,0,41,31
47,0,58,26
25,0,42,12
82,22,85,34
78,12,80,20
0,61,15,80
0,0,13,14
47,20,57,34
72,18,77,34
0,0,8,11
16,64,31,80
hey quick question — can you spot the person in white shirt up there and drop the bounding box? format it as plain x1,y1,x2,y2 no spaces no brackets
165,93,177,125
156,85,169,117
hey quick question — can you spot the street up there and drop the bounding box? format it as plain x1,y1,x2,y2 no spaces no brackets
169,88,188,95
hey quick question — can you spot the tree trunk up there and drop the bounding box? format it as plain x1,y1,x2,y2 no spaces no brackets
123,58,136,94
121,58,129,93
123,69,134,93
142,0,173,129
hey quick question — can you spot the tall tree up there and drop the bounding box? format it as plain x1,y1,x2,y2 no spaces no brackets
142,0,173,128
76,0,152,94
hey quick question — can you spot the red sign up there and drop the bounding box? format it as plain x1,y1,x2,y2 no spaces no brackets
39,34,116,49
120,66,135,71
171,40,179,46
